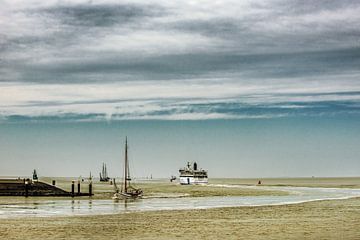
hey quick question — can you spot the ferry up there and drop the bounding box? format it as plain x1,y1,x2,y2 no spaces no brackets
179,162,208,185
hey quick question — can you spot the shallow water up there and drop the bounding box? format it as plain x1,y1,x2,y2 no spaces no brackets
1,186,360,218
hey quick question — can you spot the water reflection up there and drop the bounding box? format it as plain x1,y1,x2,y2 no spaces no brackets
88,199,92,210
0,186,360,218
112,198,141,213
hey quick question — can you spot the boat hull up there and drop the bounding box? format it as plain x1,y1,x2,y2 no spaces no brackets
112,192,142,200
179,176,208,185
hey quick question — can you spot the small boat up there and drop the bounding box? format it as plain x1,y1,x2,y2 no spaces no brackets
113,137,143,199
32,169,38,181
99,163,110,182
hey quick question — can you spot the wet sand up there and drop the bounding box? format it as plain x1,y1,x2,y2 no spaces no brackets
210,177,360,188
36,176,360,199
35,177,289,199
1,177,360,239
0,197,359,240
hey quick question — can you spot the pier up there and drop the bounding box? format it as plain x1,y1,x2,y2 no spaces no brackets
0,179,92,197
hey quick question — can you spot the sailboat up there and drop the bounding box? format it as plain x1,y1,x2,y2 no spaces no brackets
113,137,143,199
99,163,110,182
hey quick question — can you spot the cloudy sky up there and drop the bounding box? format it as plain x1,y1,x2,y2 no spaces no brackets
0,0,359,177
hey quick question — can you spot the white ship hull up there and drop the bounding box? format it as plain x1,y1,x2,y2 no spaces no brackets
179,176,208,185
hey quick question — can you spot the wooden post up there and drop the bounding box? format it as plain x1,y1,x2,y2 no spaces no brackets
89,182,92,196
77,180,81,195
24,179,29,197
71,180,75,197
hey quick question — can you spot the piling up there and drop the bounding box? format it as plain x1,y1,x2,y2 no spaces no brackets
89,182,93,196
24,180,29,197
71,180,75,197
77,180,81,195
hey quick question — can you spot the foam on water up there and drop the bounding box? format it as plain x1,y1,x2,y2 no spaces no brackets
1,186,360,218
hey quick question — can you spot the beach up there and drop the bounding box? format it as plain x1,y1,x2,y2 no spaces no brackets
1,177,360,239
0,197,359,239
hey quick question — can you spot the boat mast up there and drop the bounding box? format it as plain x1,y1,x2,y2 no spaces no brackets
102,163,106,180
124,136,128,193
105,164,108,179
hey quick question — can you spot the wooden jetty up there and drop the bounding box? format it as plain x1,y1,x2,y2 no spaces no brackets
0,179,92,197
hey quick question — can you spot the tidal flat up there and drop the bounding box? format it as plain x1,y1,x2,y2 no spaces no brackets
0,177,360,239
35,176,360,199
32,177,290,200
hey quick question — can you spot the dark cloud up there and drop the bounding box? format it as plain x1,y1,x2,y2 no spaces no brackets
6,47,359,83
0,2,166,77
160,0,360,56
170,19,247,39
35,3,164,28
271,0,358,15
1,0,360,86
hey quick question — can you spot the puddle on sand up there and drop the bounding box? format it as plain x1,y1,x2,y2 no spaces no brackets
1,186,360,218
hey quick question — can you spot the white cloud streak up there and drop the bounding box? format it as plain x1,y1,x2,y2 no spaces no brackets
1,73,360,120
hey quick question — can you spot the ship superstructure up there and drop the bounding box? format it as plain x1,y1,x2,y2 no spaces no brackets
179,162,208,185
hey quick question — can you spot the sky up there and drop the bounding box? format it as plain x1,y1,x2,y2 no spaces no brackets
0,0,359,178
